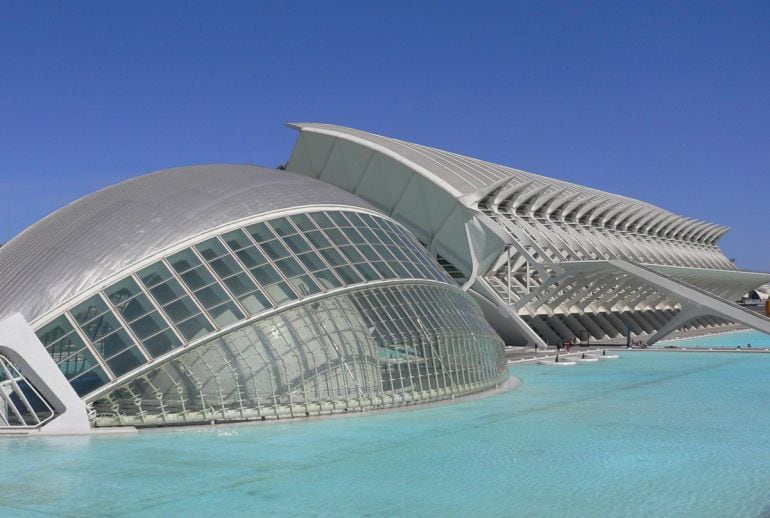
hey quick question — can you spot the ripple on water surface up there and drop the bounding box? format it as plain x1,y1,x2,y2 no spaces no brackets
0,352,768,517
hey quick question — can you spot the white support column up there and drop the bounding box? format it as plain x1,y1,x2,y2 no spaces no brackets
507,247,512,304
526,261,531,294
0,313,91,434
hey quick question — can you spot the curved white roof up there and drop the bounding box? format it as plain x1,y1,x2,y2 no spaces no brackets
288,123,729,245
0,164,374,324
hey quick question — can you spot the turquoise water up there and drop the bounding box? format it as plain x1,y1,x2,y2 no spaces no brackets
660,329,770,348
1,352,769,517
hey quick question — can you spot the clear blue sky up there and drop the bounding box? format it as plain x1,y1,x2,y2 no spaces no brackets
1,1,768,270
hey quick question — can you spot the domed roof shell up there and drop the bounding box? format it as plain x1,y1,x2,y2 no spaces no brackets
0,164,375,324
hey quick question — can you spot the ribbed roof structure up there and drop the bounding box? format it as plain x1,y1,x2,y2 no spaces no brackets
289,123,729,247
286,122,770,347
0,165,373,324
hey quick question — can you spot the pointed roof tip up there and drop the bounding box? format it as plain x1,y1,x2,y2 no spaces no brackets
286,122,335,131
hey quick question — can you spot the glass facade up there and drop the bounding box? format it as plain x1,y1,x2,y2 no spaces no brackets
30,208,506,427
92,283,506,427
34,209,453,397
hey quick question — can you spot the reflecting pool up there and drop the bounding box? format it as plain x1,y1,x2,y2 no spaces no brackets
1,351,768,517
661,329,770,348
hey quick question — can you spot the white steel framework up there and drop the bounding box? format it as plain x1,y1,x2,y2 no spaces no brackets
286,123,770,347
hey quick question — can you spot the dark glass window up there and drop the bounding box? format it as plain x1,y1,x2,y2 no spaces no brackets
71,296,109,326
196,238,228,261
105,278,142,305
236,247,267,268
181,267,216,291
138,262,173,288
168,249,202,273
142,330,181,357
221,229,253,251
113,293,154,323
246,222,274,243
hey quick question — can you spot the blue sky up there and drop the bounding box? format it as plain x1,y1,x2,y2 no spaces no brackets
1,1,768,270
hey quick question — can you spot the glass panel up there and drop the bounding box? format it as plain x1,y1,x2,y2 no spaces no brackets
71,295,109,325
260,240,289,260
265,282,297,304
149,280,187,305
283,234,311,254
47,333,87,364
181,267,216,291
329,211,350,226
221,229,253,251
367,214,389,231
163,296,199,323
250,264,283,286
372,262,397,279
236,247,267,268
341,226,366,244
338,245,364,263
377,231,397,246
209,255,241,279
238,291,272,314
105,347,145,377
358,213,379,228
208,301,244,327
71,365,109,397
305,230,330,249
290,213,316,232
223,272,257,296
374,244,395,260
297,251,327,272
177,315,214,340
36,316,75,347
167,249,202,273
359,227,380,244
335,265,365,284
324,228,348,246
319,248,344,266
389,246,409,262
388,261,410,277
403,262,423,278
58,348,99,379
345,211,366,227
129,311,167,340
113,293,154,322
268,218,296,237
289,275,321,297
105,277,142,305
79,311,120,342
311,212,334,228
274,257,304,278
352,262,380,281
93,328,134,359
314,269,343,289
137,262,172,288
142,330,181,357
357,243,381,262
246,222,274,242
194,284,231,309
196,238,228,261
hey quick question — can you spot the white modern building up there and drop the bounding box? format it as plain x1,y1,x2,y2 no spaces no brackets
0,165,506,433
285,123,770,348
